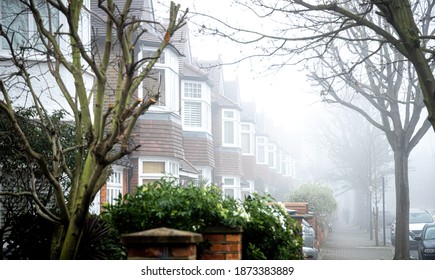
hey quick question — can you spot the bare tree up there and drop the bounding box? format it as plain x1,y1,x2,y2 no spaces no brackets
186,0,433,259
194,1,435,127
0,0,187,259
308,106,393,233
307,26,430,258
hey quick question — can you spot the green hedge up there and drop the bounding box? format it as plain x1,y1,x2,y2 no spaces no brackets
103,178,303,260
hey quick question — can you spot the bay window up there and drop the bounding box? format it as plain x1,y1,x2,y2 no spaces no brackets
222,177,241,199
138,47,180,113
182,81,211,132
139,159,179,185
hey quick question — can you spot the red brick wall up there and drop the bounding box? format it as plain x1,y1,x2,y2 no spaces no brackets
242,155,256,180
200,227,243,260
214,148,243,176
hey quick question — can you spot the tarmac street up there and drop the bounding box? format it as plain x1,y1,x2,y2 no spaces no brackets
319,221,394,260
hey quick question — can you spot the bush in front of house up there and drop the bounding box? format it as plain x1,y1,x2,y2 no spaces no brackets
103,178,247,234
103,178,303,259
241,193,303,260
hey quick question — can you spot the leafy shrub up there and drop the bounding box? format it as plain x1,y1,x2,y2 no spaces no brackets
104,178,247,234
2,214,119,260
76,215,126,260
103,178,303,260
288,182,337,229
242,193,303,260
2,213,54,259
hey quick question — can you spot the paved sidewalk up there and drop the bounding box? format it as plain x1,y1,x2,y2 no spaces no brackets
319,222,394,260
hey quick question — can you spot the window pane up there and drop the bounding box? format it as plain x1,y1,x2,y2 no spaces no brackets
258,146,266,163
242,133,251,154
224,121,234,144
224,110,234,118
184,101,201,127
241,124,250,131
224,178,235,185
1,1,28,49
143,49,165,64
184,82,202,98
142,162,165,174
224,188,235,197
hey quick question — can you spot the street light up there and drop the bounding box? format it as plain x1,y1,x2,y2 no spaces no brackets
369,185,373,241
382,176,386,246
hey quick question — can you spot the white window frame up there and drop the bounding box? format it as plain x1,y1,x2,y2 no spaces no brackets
0,1,30,52
282,154,292,177
241,180,255,199
222,109,240,147
276,149,283,174
184,82,202,98
0,1,89,58
106,167,123,205
78,1,91,53
139,158,180,184
256,136,268,164
241,122,255,155
222,176,241,199
268,143,277,169
138,47,180,113
196,166,213,184
1,1,61,53
183,101,202,127
182,80,211,132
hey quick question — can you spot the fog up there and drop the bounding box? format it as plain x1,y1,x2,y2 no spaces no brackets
164,0,435,226
295,105,435,227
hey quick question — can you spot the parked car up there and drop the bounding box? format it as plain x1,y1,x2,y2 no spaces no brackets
286,209,318,260
414,222,435,260
391,209,434,249
301,219,318,260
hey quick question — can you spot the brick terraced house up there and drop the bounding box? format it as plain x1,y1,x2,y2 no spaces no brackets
87,0,298,212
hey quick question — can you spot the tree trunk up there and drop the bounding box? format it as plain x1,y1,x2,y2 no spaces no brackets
393,147,410,259
354,187,368,230
376,0,435,130
60,156,101,260
50,224,66,259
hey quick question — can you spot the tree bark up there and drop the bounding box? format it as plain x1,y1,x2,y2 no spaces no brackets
392,146,410,259
373,0,435,129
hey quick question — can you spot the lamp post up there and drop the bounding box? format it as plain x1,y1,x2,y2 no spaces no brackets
369,186,373,241
382,176,386,246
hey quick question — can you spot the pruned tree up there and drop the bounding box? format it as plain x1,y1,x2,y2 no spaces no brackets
0,0,187,259
186,0,434,259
